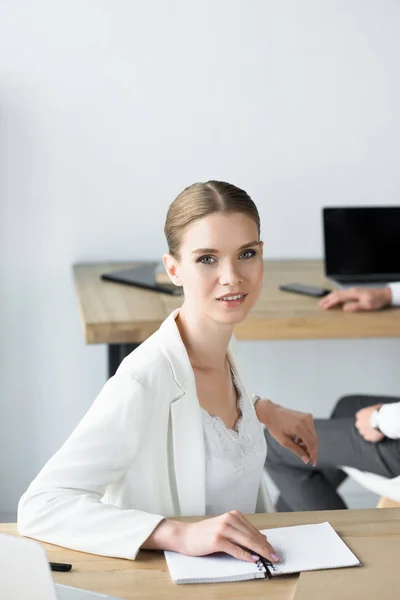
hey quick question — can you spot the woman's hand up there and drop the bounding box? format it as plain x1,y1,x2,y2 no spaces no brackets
256,400,318,466
143,510,281,563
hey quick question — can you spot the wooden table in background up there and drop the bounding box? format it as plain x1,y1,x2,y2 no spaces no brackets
3,508,400,599
73,260,400,377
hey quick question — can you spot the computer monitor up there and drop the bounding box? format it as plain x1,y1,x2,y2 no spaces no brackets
323,206,400,284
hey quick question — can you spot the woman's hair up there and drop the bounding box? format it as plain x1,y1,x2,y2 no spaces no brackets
164,180,260,258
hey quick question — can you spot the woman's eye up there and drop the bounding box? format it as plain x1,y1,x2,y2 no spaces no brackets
239,250,256,260
198,256,216,264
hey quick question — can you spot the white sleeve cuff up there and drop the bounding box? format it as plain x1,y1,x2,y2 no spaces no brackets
388,283,400,306
377,402,400,439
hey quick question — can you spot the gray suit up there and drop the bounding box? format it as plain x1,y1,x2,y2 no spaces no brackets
265,394,400,511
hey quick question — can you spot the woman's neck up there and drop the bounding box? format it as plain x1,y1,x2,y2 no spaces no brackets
176,305,234,371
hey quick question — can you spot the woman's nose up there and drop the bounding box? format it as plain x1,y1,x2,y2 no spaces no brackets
219,262,242,286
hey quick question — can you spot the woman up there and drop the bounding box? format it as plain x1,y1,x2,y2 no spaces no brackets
18,181,318,564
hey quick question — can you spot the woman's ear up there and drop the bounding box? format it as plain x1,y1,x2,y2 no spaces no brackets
163,253,182,287
259,240,264,256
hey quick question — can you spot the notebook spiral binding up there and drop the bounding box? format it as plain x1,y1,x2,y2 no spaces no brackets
256,557,276,579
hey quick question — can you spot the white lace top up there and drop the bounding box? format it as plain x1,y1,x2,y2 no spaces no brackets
201,372,267,516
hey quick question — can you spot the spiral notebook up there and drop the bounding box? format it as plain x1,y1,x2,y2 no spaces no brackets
164,522,360,584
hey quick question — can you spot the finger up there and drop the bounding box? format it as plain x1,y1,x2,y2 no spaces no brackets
226,513,275,558
225,514,262,541
319,293,341,307
294,437,318,466
320,289,361,309
292,435,312,459
305,429,319,466
319,291,351,308
217,539,259,563
319,295,342,309
229,511,267,540
301,439,318,467
293,422,319,465
298,422,319,464
221,524,280,562
220,513,274,554
282,436,311,463
343,301,362,313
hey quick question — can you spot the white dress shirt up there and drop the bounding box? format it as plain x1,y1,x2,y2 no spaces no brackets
389,282,400,306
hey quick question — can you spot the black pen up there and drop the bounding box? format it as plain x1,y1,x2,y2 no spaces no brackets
49,562,72,572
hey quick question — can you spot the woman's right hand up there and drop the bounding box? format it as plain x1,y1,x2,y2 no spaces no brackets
143,510,281,563
181,510,281,562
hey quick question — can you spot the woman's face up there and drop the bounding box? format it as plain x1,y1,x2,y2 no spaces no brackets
165,212,264,326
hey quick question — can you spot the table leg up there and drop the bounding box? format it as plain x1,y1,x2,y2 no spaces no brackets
108,343,141,379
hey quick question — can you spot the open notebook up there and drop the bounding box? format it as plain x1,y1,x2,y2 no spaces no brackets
164,522,360,584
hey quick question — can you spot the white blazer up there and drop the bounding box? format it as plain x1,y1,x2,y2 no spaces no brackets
18,310,271,560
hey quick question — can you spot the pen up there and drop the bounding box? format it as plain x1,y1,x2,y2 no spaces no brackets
49,562,72,572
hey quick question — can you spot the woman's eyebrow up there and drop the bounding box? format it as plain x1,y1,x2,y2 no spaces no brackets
191,240,260,255
238,240,260,250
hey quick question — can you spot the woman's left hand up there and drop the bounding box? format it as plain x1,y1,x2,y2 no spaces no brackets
256,400,318,466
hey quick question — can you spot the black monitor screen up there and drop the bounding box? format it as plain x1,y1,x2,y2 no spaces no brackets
323,207,400,279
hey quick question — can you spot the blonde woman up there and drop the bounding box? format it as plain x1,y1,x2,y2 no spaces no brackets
18,181,318,564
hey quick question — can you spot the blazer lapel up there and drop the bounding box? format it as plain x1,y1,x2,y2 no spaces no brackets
158,311,206,516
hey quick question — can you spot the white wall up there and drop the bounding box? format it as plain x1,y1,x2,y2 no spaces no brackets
1,0,400,516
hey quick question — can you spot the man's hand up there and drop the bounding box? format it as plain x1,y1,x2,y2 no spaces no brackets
319,287,392,312
355,404,385,443
256,400,318,466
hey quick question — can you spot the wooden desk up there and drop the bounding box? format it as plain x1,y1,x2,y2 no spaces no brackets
73,260,400,377
3,508,400,599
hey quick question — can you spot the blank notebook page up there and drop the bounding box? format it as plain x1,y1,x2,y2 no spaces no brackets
262,522,360,575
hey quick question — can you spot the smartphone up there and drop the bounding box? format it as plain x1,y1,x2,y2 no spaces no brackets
279,283,332,298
